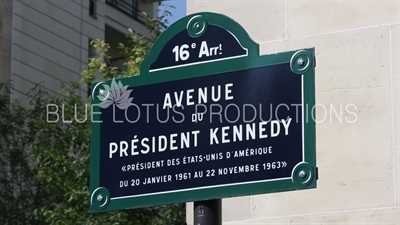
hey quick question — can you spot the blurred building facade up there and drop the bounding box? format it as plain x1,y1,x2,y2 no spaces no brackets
186,1,400,224
0,0,159,103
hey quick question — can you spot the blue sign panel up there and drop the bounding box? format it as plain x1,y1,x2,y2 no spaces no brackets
99,63,303,199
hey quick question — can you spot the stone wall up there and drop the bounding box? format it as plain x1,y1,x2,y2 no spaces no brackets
186,1,400,224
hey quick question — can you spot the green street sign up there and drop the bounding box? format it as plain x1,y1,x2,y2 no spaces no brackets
89,12,317,213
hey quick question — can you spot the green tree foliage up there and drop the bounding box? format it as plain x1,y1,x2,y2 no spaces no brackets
0,4,186,225
81,5,172,83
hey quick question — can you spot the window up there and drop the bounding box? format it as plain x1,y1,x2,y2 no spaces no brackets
105,0,144,23
87,39,97,98
119,0,137,15
89,0,97,18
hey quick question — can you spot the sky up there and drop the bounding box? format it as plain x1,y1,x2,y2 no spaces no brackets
158,0,187,26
